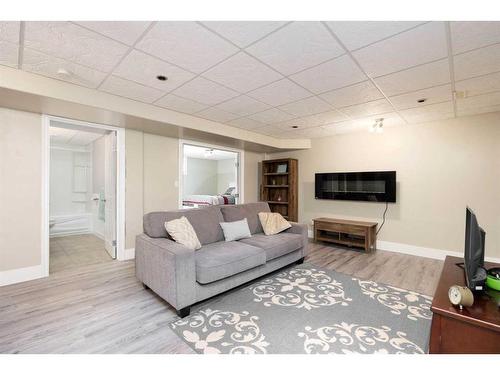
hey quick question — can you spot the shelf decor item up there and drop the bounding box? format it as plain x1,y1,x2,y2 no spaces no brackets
260,158,298,222
276,163,288,173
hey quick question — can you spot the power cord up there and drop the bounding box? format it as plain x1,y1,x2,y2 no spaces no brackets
376,201,389,235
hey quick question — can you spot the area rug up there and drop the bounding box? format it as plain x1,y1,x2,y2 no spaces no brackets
169,264,433,354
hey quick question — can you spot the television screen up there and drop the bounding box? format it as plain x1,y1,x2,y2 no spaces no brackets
464,207,486,290
315,171,396,202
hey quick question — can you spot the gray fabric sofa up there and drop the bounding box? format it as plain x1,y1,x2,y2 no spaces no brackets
135,202,308,317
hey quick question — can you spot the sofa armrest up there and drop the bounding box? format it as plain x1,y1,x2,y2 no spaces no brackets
135,234,196,310
285,222,309,256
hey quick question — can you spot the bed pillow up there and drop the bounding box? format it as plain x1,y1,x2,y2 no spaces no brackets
164,216,201,250
258,212,292,236
223,187,235,195
219,218,252,242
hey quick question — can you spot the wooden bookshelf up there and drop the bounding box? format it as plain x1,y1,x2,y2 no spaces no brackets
260,158,298,222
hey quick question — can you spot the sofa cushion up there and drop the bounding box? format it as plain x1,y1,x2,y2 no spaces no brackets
239,232,303,261
143,206,224,245
220,202,271,235
195,241,266,284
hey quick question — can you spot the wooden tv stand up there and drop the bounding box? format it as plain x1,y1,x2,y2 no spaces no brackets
429,256,500,354
313,217,377,252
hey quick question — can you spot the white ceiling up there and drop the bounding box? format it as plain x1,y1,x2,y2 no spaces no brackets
2,21,500,139
50,122,107,146
184,144,237,160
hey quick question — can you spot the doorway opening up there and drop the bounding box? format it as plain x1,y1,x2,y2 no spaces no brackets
43,116,125,275
179,141,243,209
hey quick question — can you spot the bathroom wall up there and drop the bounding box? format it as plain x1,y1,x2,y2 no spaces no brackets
91,135,106,238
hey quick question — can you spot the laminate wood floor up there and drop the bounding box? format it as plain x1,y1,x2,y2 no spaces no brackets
0,242,443,354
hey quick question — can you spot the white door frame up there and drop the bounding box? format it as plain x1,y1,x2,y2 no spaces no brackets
41,115,126,277
178,139,244,209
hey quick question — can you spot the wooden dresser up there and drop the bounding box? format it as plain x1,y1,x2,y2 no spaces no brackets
430,256,500,353
313,217,377,253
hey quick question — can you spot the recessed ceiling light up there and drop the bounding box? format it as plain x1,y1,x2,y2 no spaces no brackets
156,75,168,81
291,125,299,129
417,98,427,103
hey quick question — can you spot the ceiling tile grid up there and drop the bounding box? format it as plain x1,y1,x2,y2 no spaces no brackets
135,21,239,74
202,52,283,93
246,21,345,75
6,21,500,138
352,22,448,78
22,48,107,88
24,21,130,72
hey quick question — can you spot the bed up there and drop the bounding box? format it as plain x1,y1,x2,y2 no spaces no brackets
182,194,236,207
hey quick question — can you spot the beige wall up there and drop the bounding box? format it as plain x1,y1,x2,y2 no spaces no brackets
272,113,500,259
0,108,42,271
123,132,264,249
185,157,218,196
244,150,264,203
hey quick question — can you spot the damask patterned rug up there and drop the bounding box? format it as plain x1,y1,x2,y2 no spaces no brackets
169,264,433,354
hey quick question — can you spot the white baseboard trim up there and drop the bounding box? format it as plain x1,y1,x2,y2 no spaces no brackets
0,264,45,287
307,230,500,263
122,248,135,260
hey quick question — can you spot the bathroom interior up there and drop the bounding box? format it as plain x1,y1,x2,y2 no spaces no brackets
49,120,116,273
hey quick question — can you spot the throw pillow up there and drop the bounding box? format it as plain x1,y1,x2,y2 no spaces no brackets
219,218,252,242
165,216,201,250
258,212,291,236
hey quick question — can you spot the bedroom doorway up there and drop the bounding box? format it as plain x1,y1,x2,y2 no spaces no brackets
179,141,243,209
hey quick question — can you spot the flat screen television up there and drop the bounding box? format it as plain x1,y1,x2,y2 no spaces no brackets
315,171,396,202
464,207,487,291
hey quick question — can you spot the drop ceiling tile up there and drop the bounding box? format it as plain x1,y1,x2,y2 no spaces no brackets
226,117,266,130
456,91,500,113
274,117,316,130
389,84,452,110
0,21,20,43
283,126,327,139
0,41,18,67
248,108,296,124
172,77,239,106
136,22,238,74
319,80,384,108
450,22,500,55
155,94,208,114
340,99,393,119
290,54,366,94
353,22,447,78
326,21,425,51
455,72,500,97
113,50,194,91
246,21,344,75
195,107,240,123
278,96,333,117
24,22,129,72
352,112,406,128
99,75,164,103
201,21,287,48
399,101,454,124
323,121,366,135
247,78,311,106
303,110,349,125
374,59,450,96
75,21,152,46
252,125,284,136
22,48,107,88
454,43,500,81
457,103,500,117
215,95,271,116
202,52,283,93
